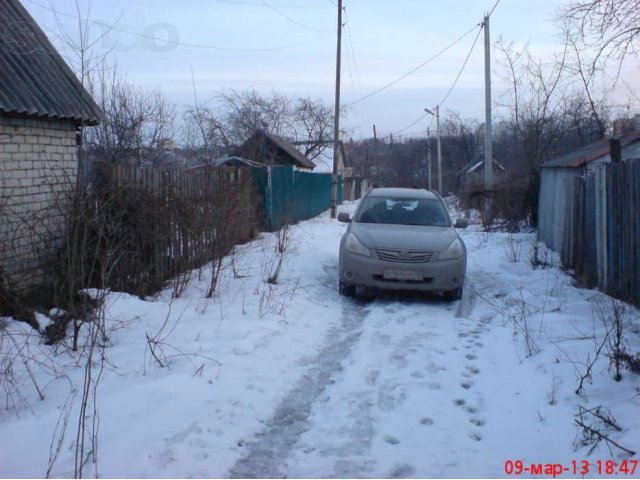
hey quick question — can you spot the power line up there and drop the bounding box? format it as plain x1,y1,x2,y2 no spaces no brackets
394,24,482,137
343,5,373,131
438,23,483,107
395,113,429,135
488,0,502,17
394,128,430,139
393,0,499,139
261,0,334,33
215,0,332,8
24,0,333,52
345,23,481,107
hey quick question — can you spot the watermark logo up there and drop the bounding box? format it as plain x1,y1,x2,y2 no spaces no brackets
2,21,41,54
97,9,179,54
3,9,180,55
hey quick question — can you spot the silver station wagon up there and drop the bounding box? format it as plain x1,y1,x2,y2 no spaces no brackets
337,188,468,300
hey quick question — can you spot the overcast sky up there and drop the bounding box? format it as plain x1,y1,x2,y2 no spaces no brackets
22,0,640,139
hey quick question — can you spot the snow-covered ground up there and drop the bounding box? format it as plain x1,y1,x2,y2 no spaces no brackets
1,202,639,478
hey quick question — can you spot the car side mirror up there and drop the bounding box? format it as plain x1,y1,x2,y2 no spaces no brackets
455,217,469,229
337,212,351,223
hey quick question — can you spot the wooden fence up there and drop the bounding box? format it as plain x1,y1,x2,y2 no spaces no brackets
562,158,640,305
92,163,259,295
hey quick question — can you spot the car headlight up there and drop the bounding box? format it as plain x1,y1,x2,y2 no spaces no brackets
439,238,463,260
345,232,371,257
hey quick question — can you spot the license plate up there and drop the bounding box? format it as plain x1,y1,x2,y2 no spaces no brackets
383,269,423,281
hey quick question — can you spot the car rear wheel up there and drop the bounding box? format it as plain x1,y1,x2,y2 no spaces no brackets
339,281,356,297
443,287,463,301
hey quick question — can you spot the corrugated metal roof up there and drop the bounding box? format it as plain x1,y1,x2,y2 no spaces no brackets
0,0,102,125
541,131,640,168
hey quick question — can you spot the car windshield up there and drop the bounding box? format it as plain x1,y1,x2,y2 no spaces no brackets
356,196,451,227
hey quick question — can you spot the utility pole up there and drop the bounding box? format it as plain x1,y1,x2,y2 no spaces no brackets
330,0,343,219
483,14,493,189
425,106,442,194
426,127,432,190
372,124,377,185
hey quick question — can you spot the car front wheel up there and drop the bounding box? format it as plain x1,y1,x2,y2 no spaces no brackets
339,281,356,297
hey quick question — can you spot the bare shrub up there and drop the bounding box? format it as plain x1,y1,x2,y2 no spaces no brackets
478,288,540,357
505,233,524,263
593,297,637,382
144,302,221,374
547,373,559,406
0,324,46,410
574,405,636,456
205,169,257,298
530,240,551,269
618,351,640,374
458,172,536,232
266,221,291,285
80,163,258,300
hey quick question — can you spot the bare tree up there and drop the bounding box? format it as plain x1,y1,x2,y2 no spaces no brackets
86,65,176,168
290,97,334,160
219,89,292,145
559,0,640,64
560,20,614,139
496,38,571,169
182,88,335,163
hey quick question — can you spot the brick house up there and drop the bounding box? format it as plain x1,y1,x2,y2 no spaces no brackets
0,0,102,294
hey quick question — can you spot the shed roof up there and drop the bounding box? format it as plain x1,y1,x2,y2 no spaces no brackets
236,129,316,170
261,130,316,169
0,0,102,125
541,131,640,169
456,155,506,177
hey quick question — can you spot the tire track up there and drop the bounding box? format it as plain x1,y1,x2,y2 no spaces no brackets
228,268,369,478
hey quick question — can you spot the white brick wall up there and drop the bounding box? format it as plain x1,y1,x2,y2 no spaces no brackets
0,115,78,293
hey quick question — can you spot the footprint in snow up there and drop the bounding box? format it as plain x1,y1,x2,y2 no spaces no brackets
467,366,480,375
453,398,466,406
420,417,434,425
195,451,209,460
465,353,477,360
460,381,472,389
390,464,416,478
384,435,400,445
469,432,482,442
469,417,485,427
367,370,380,385
463,405,478,414
427,364,446,373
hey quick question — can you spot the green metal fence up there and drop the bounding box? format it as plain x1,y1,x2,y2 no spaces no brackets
251,165,343,231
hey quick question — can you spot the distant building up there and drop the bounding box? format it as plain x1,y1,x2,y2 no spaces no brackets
456,155,507,189
235,129,316,171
